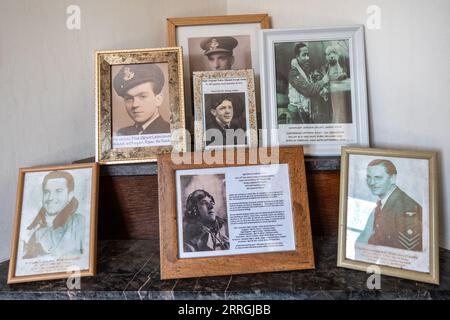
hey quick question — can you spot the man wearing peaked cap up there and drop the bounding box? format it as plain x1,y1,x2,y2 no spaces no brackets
200,36,238,70
113,63,170,136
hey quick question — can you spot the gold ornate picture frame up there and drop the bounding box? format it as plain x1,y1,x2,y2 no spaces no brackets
193,69,258,151
337,147,439,284
95,47,186,164
8,163,99,284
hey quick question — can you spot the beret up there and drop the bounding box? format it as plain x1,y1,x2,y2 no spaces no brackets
200,37,238,56
113,64,164,97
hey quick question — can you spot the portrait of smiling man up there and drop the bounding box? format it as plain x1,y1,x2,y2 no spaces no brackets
188,35,252,74
23,171,84,259
200,36,238,71
112,63,170,137
356,159,423,252
204,92,246,147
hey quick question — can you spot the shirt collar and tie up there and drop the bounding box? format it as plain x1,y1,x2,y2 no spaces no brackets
215,118,232,130
134,114,160,135
378,186,396,209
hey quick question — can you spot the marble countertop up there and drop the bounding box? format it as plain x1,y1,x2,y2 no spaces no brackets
1,237,448,300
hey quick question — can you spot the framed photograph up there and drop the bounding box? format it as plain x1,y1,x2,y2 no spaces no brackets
167,14,270,136
96,47,186,164
260,25,369,156
337,147,439,284
158,147,314,279
8,163,99,284
193,69,258,150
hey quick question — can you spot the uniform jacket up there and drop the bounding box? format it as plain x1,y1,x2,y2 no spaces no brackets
23,197,85,259
288,58,332,123
117,116,170,136
357,187,423,251
183,217,230,252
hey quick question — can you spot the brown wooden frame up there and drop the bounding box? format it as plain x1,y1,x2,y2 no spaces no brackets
8,163,99,284
167,14,270,46
158,146,314,279
337,147,439,284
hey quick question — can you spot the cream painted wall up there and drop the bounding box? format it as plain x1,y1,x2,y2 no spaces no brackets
227,0,450,248
0,0,227,262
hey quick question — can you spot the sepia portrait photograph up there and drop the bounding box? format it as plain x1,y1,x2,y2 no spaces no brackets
260,26,368,156
111,62,171,148
337,148,439,284
188,35,252,73
177,173,230,257
193,69,258,151
167,14,270,137
96,48,185,164
8,163,98,284
274,40,351,125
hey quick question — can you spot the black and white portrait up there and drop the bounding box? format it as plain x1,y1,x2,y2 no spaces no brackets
345,154,430,273
178,173,230,255
274,40,352,125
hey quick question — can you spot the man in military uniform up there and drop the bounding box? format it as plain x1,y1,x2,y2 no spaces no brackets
183,189,229,252
287,42,331,124
113,64,170,135
23,171,84,259
356,159,423,251
204,93,246,147
200,36,238,71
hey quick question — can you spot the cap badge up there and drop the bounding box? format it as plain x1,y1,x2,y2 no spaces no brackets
123,67,135,82
209,38,219,51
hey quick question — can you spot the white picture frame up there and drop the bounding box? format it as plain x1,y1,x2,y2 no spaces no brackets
260,25,369,156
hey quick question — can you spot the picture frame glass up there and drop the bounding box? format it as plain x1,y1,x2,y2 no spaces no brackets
14,167,94,278
175,23,263,135
345,154,430,274
96,48,185,164
261,26,368,156
111,62,172,149
175,164,296,259
193,70,258,150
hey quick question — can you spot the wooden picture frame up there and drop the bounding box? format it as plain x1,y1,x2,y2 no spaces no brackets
167,14,270,139
95,47,186,164
260,25,369,156
8,163,99,284
193,69,258,151
337,147,439,284
158,146,314,279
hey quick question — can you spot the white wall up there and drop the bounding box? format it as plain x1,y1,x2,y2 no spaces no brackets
0,0,227,262
227,0,450,248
